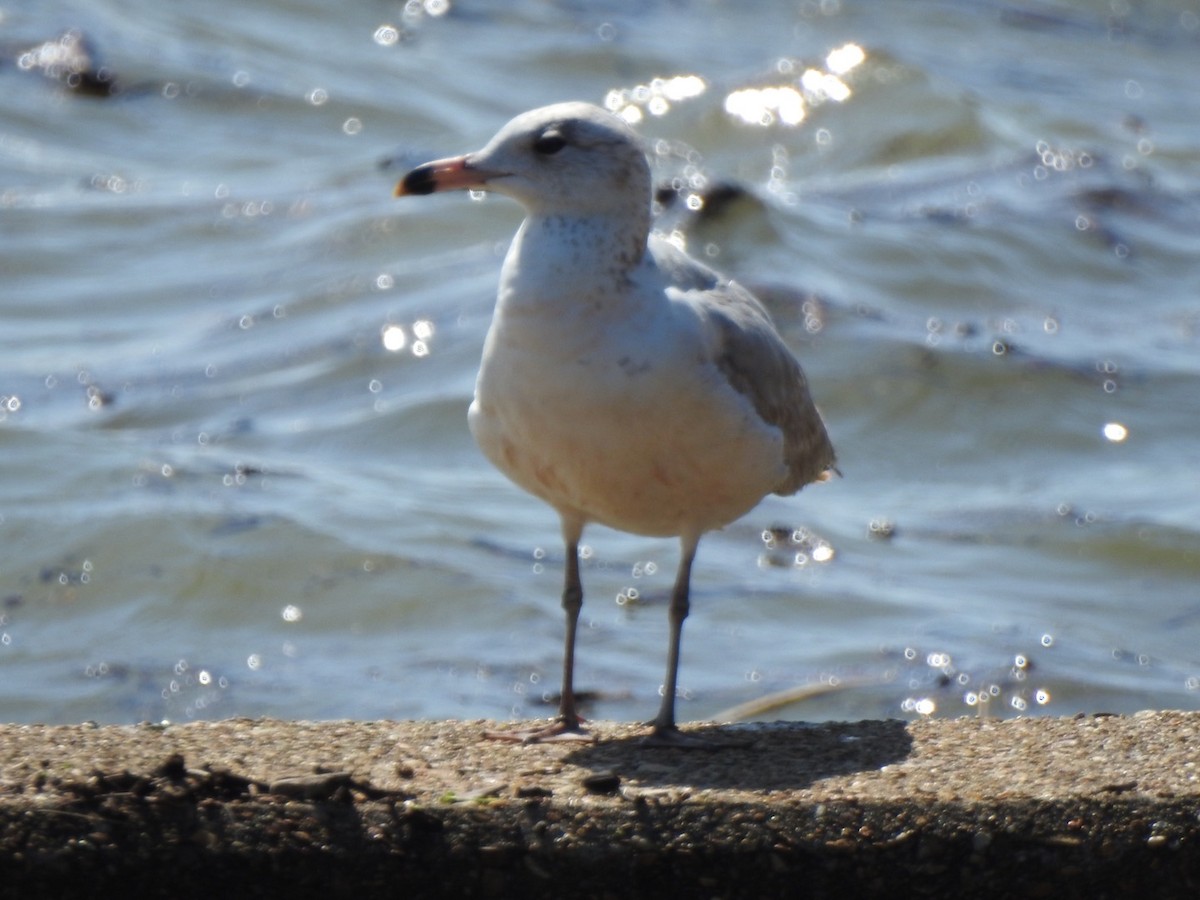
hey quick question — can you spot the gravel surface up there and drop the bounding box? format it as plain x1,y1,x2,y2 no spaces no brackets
1,713,1198,898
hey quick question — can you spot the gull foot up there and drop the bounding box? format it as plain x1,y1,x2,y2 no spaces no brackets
483,719,597,744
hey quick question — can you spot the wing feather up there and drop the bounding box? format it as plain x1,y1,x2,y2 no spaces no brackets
651,236,836,495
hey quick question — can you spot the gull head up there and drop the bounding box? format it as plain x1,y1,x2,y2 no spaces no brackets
395,102,652,219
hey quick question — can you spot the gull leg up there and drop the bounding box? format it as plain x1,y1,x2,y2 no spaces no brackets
643,533,748,749
554,534,585,729
645,533,698,743
486,518,595,743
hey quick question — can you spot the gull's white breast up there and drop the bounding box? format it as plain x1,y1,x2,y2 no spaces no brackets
468,238,788,538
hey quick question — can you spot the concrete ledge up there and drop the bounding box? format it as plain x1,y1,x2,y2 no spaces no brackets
1,712,1198,898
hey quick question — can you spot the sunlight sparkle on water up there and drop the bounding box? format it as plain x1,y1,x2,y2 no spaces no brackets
826,42,866,75
382,324,406,352
725,43,864,127
373,25,401,46
604,75,706,122
901,697,937,716
402,0,450,18
800,68,851,103
725,86,806,126
1102,421,1128,442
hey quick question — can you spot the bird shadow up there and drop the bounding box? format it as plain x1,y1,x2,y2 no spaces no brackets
563,720,912,792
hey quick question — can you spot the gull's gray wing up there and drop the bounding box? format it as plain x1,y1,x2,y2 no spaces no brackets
651,235,837,495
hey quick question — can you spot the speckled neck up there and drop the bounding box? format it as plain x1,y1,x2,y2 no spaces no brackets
498,208,650,313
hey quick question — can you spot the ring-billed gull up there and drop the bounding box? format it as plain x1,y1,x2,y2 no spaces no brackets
395,102,836,745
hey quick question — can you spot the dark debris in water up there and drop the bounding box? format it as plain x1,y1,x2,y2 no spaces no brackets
208,515,266,537
38,557,93,588
888,641,1056,718
867,518,897,541
654,179,761,223
10,30,120,97
531,689,633,713
758,524,835,568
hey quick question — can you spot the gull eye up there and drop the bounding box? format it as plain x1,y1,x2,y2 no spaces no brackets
533,130,567,155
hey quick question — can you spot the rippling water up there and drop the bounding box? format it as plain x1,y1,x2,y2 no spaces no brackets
2,0,1198,728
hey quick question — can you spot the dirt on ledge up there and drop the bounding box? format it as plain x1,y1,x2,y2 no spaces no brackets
0,713,1198,899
